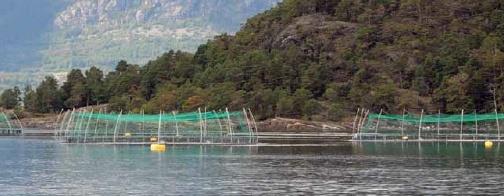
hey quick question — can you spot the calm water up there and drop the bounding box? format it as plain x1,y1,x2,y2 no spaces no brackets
1,138,504,195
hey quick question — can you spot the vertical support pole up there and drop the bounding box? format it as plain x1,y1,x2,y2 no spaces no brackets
103,112,110,143
359,109,369,140
93,109,102,143
157,110,162,144
84,109,94,143
204,107,208,137
54,109,63,136
437,110,441,138
57,111,68,140
199,108,203,143
496,109,500,141
243,108,253,135
357,109,366,136
142,109,145,142
2,113,12,131
374,109,383,141
215,110,224,143
474,110,478,141
12,112,24,135
356,109,363,136
226,108,233,142
75,110,84,143
248,108,258,143
352,108,360,134
460,109,464,141
173,111,179,137
418,109,424,140
401,108,406,137
65,109,75,142
113,110,122,144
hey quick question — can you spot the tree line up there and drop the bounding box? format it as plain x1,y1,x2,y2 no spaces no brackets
3,0,504,121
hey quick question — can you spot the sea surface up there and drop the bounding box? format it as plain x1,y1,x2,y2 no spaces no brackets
0,138,503,195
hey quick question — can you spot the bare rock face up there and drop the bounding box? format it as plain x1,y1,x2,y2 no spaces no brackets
258,118,350,133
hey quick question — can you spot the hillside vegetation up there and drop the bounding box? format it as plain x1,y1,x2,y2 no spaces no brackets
4,0,504,121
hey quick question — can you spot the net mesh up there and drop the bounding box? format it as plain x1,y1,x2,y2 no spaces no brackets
0,113,22,136
58,109,258,144
356,112,504,141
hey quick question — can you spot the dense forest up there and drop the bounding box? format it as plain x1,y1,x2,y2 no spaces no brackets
2,0,504,121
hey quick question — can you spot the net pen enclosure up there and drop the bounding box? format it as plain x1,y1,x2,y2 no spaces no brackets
57,108,258,145
0,112,23,136
352,109,504,141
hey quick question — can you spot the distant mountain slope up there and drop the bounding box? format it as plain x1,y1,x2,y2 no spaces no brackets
0,0,281,92
40,0,281,72
0,0,70,71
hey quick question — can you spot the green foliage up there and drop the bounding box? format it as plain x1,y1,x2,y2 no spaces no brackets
17,0,504,121
35,76,62,113
0,87,21,109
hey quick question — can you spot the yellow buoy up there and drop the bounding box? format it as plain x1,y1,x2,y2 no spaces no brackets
150,143,166,152
402,136,409,140
484,140,494,149
150,137,158,142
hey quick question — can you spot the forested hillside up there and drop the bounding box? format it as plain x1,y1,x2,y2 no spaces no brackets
4,0,504,121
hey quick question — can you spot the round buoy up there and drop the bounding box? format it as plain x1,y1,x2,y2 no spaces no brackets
484,140,494,149
150,143,166,152
402,136,409,140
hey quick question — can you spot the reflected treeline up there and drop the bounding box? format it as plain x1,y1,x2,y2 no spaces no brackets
353,142,504,160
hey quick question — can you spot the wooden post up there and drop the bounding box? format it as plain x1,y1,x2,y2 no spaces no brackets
418,109,424,140
460,109,464,141
375,109,383,140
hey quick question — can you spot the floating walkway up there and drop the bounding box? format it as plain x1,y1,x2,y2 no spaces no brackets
57,108,258,145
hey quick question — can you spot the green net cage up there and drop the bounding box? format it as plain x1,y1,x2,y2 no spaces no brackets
0,112,23,136
57,108,258,145
354,110,504,141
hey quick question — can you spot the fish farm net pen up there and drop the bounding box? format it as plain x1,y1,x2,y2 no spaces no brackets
0,112,23,136
57,108,258,145
354,109,504,141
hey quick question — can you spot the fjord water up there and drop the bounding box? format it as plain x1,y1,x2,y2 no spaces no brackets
1,139,503,195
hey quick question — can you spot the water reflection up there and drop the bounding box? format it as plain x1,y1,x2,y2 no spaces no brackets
2,139,504,195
